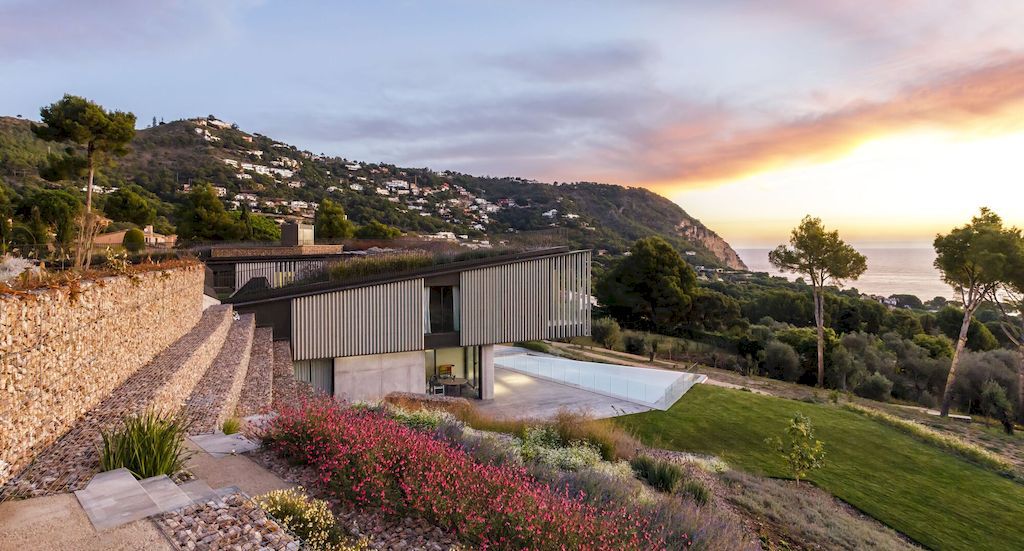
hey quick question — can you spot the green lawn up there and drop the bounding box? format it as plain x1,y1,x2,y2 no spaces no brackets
617,385,1024,551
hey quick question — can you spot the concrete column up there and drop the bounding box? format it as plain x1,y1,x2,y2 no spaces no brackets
481,344,495,400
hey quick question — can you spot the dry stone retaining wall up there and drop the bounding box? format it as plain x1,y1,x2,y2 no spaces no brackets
0,265,204,487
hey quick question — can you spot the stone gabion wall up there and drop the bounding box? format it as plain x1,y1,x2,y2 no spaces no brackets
0,264,204,486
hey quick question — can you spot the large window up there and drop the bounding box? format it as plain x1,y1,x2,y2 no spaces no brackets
425,285,460,334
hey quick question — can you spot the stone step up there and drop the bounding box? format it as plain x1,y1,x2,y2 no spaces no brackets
270,340,314,408
139,475,192,512
1,305,235,498
75,468,161,532
182,314,256,435
75,469,223,531
178,479,218,504
236,327,274,417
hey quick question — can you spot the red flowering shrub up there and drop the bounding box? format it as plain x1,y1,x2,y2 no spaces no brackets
267,397,664,550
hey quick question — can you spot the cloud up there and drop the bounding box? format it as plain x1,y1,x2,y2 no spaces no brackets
487,42,654,83
632,53,1024,188
260,82,691,180
0,0,248,60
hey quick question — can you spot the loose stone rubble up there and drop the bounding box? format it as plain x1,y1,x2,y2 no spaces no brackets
157,493,299,551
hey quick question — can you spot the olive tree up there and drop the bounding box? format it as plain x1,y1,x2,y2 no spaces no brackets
934,208,1024,416
993,275,1024,420
770,216,867,387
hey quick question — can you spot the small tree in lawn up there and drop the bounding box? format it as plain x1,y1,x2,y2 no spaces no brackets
770,216,867,387
934,208,1024,417
33,94,136,269
766,412,826,484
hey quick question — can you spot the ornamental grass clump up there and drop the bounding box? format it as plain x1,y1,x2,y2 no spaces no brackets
266,397,660,550
222,417,242,435
629,455,684,493
99,410,191,479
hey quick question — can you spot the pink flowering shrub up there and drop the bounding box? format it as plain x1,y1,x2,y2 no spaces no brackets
267,397,664,550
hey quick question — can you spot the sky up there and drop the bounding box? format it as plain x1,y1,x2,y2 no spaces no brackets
2,0,1024,247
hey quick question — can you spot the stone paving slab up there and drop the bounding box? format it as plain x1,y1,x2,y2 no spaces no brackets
177,479,218,503
139,475,192,513
0,493,172,551
189,433,260,458
74,468,161,532
183,441,293,498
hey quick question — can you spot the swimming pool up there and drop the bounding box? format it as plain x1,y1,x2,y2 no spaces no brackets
493,353,706,410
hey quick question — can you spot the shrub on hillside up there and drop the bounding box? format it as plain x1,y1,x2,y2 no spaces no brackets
591,317,622,350
979,379,1015,434
681,480,710,506
550,409,640,461
762,340,802,382
521,426,603,471
854,372,893,401
266,397,659,549
513,340,550,354
99,410,191,479
623,333,651,357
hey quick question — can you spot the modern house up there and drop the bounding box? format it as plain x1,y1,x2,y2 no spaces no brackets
226,247,591,403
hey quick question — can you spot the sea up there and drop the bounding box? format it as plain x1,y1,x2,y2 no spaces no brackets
736,248,953,301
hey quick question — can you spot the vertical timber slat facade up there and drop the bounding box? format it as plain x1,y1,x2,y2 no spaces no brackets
459,250,590,346
291,279,425,360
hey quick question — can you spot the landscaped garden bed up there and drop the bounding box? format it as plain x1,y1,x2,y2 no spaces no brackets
251,395,757,550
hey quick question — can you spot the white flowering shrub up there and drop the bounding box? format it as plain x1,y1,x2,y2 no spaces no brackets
254,488,347,551
522,426,603,471
386,405,456,430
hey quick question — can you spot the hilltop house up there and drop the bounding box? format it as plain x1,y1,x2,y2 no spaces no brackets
227,247,591,403
93,225,177,248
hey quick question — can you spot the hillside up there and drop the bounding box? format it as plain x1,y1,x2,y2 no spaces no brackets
0,115,745,268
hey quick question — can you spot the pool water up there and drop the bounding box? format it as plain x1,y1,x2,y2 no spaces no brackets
493,353,706,409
